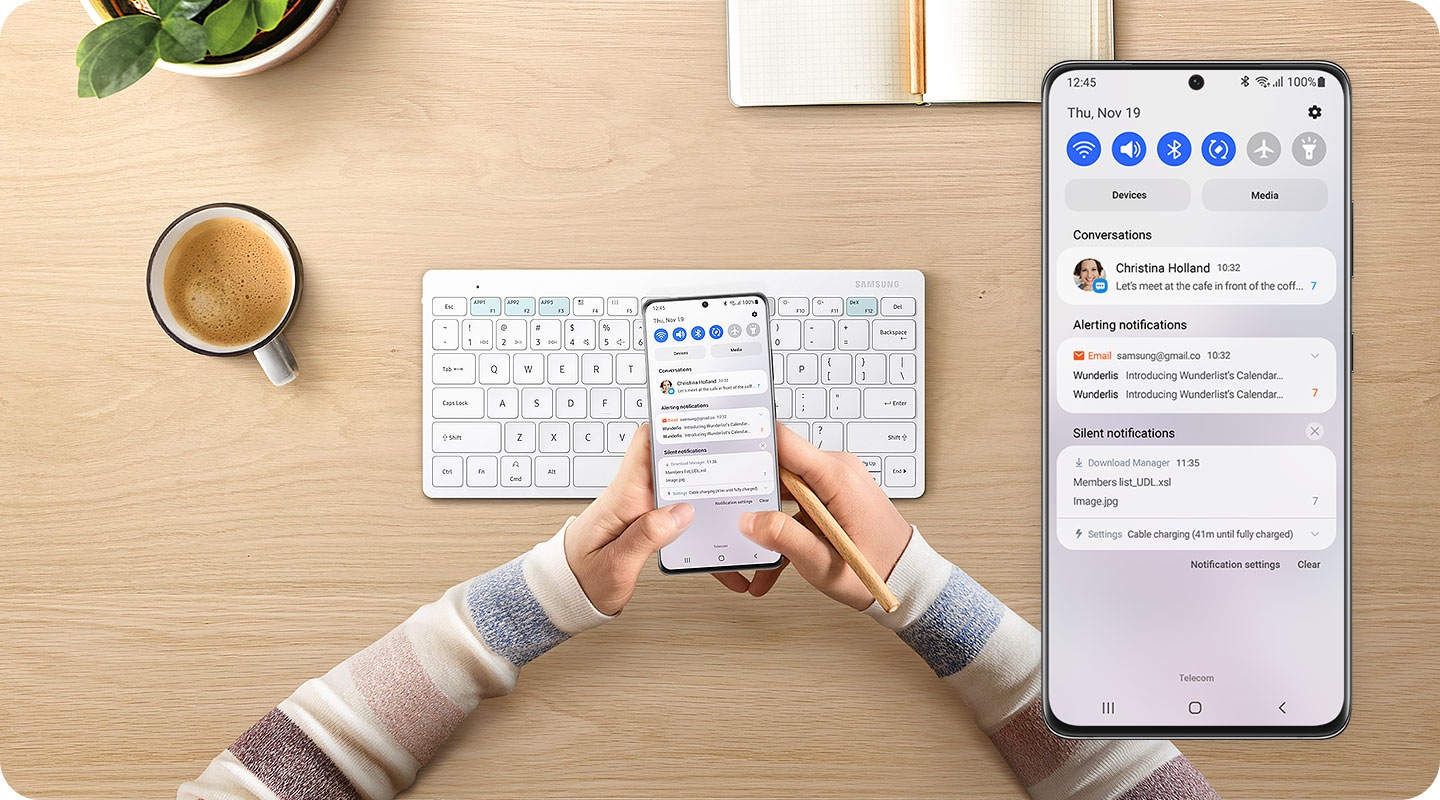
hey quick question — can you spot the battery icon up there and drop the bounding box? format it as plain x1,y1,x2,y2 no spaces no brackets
1318,76,1326,87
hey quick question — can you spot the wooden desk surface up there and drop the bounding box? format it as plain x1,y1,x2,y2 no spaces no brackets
2,0,1438,797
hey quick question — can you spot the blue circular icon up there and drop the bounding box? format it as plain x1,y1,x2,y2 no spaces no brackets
1157,131,1191,166
1202,132,1236,166
1112,132,1146,166
709,325,725,339
1067,132,1101,166
672,327,687,342
1092,278,1109,294
690,325,706,341
653,328,668,343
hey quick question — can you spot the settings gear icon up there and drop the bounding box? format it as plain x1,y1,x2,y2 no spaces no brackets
1308,105,1323,119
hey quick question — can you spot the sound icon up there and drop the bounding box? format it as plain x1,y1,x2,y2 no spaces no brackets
1111,132,1145,166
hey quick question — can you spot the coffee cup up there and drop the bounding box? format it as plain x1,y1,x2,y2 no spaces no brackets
147,203,303,386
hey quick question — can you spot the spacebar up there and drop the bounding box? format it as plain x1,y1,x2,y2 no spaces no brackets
574,457,624,487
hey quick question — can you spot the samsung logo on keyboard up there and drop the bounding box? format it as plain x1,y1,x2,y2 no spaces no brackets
854,280,900,288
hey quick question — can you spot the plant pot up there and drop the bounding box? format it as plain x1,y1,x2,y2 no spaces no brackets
80,0,345,77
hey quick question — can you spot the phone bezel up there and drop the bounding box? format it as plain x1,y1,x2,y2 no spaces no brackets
1040,60,1353,739
642,292,785,575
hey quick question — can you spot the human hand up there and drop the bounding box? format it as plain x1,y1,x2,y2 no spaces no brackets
718,425,913,610
564,424,694,615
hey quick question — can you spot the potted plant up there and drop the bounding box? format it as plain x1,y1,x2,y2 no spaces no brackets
75,0,344,98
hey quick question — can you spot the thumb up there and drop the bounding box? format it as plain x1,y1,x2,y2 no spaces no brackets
610,503,695,572
738,511,834,569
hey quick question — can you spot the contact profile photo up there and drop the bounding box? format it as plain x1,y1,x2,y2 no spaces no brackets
1074,258,1105,292
659,379,674,394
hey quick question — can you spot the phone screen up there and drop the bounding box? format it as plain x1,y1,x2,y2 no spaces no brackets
1043,64,1349,735
644,294,783,573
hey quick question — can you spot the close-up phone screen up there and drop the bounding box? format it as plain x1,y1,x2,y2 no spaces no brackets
644,294,783,574
1043,63,1350,737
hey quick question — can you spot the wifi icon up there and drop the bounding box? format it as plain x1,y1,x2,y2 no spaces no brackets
1067,132,1102,166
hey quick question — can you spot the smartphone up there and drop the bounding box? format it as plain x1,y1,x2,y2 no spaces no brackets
1042,62,1350,738
643,293,783,574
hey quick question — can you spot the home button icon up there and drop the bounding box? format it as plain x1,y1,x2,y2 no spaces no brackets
1187,701,1203,715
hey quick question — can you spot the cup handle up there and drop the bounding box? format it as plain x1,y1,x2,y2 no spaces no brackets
255,334,298,386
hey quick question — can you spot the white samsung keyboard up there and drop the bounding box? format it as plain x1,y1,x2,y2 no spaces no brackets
423,270,925,499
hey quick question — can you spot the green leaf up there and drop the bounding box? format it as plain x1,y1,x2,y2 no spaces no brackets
203,0,257,57
157,16,207,63
151,0,212,20
76,15,161,98
255,0,286,31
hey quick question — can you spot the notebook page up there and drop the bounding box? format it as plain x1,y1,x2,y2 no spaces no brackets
727,0,917,107
922,0,1105,104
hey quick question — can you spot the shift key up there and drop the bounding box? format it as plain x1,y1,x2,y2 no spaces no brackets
846,422,916,452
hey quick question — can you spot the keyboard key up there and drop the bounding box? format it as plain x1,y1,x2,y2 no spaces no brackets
812,297,844,317
506,421,536,453
478,353,510,384
432,456,463,487
539,421,569,452
787,353,818,385
501,456,532,487
504,297,536,316
830,387,861,418
535,456,570,487
772,354,785,385
772,319,801,350
538,297,571,316
466,456,498,487
782,421,809,441
599,319,628,350
608,421,638,452
795,387,825,419
432,353,475,385
846,297,878,316
487,387,519,419
803,320,836,351
433,388,484,418
872,319,916,351
778,297,809,316
522,387,553,419
573,297,604,316
889,354,917,385
531,319,562,350
433,319,458,350
462,319,493,350
557,388,587,419
775,387,793,418
847,422,916,453
838,320,869,350
575,422,605,453
616,354,646,384
566,319,596,350
469,297,501,317
882,297,916,316
582,353,613,385
624,387,647,419
548,353,579,384
886,456,916,487
591,387,622,419
811,421,844,451
433,422,501,453
575,456,623,487
855,354,886,384
513,353,545,385
608,297,639,316
858,455,882,477
495,320,525,350
822,354,853,384
860,387,915,419
433,297,466,316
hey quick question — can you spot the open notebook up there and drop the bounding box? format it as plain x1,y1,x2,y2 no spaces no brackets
727,0,1113,106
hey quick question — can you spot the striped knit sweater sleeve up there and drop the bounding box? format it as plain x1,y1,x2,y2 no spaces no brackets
865,529,1221,800
178,524,608,800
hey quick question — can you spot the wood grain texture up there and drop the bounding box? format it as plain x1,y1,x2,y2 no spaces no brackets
1,0,1437,797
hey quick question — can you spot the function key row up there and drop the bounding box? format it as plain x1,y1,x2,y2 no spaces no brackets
432,296,917,318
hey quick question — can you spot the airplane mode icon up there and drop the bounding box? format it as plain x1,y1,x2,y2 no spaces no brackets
1252,140,1275,159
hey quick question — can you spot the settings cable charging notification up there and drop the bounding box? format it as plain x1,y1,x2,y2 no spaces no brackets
644,294,783,574
1043,64,1350,736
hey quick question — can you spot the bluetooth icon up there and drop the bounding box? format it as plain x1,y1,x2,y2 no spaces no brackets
1158,131,1191,166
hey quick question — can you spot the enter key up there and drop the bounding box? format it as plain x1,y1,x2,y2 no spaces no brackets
863,388,917,419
